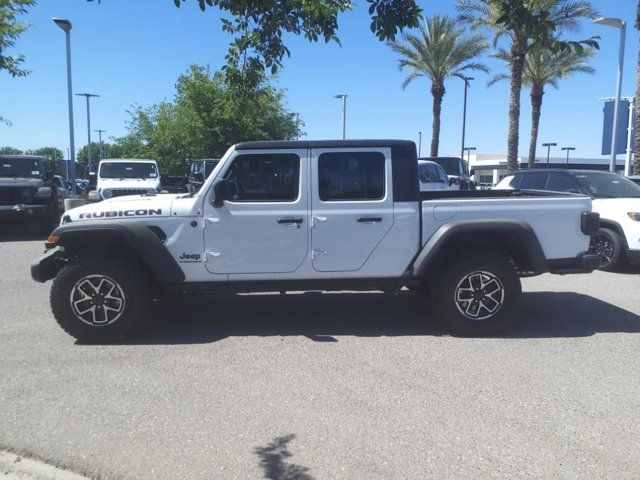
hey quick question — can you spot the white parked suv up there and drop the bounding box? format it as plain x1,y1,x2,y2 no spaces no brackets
33,140,601,342
417,160,454,192
90,159,162,201
495,169,640,270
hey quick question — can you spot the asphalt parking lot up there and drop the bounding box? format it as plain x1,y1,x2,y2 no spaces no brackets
1,224,639,480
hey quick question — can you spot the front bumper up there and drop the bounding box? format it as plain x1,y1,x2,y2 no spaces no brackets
627,249,640,266
0,204,49,220
548,252,602,275
31,248,67,283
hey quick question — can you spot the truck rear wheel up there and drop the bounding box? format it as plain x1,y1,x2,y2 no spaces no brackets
432,251,521,336
50,257,150,343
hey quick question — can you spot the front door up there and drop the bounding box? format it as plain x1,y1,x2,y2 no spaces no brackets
203,149,309,274
310,148,393,272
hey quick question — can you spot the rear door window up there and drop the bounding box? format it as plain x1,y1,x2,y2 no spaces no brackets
546,174,581,192
519,173,548,190
318,151,385,201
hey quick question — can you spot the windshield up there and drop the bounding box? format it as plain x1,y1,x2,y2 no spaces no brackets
0,158,43,177
430,158,461,176
99,162,158,179
574,172,640,198
204,160,219,177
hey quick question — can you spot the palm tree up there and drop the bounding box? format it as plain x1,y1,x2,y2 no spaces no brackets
457,0,597,170
489,46,595,167
389,15,489,157
634,0,640,175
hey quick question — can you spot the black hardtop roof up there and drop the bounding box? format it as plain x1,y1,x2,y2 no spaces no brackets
235,139,415,151
418,156,464,161
0,155,45,161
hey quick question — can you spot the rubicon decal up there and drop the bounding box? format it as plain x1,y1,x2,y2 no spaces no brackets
79,209,162,219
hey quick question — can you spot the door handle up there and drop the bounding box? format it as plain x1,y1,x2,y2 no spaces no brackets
277,217,304,224
356,216,382,223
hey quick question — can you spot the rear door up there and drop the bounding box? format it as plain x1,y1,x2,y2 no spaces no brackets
310,147,393,272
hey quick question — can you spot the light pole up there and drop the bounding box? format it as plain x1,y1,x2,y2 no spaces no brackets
561,147,576,165
463,146,476,163
334,94,347,139
76,93,100,173
460,76,474,159
94,129,106,161
542,142,557,166
418,131,422,157
594,17,627,172
53,18,76,193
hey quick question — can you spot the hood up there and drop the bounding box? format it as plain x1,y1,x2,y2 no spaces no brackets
592,197,640,209
64,194,178,222
0,177,44,188
97,177,160,191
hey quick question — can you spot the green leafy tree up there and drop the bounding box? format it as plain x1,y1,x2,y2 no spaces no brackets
25,146,64,173
77,142,127,174
489,46,594,167
457,0,598,170
0,146,23,154
114,65,302,174
389,15,488,157
0,0,35,77
169,0,421,81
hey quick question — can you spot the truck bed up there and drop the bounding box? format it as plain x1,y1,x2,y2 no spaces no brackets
420,190,593,262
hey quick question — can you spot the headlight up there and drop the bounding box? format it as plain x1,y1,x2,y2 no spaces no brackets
102,189,113,199
35,186,52,198
628,212,640,221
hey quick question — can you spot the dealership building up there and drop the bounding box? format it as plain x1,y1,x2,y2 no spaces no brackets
468,153,630,185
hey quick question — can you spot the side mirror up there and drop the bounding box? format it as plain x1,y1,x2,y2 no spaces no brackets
211,179,232,208
470,168,475,176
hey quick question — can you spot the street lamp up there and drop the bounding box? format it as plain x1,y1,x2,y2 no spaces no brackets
542,142,557,166
460,76,474,158
334,94,347,139
94,129,106,160
594,17,627,172
463,146,476,163
418,131,422,157
561,147,576,165
76,93,100,173
53,18,76,193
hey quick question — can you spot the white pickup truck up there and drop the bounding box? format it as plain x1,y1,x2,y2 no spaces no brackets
32,140,600,342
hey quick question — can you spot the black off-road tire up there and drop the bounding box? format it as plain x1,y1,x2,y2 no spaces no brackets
50,256,150,343
37,203,59,236
432,251,522,336
590,228,624,272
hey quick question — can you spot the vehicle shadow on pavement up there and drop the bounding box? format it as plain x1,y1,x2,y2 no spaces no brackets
254,434,314,480
0,223,45,242
124,290,640,345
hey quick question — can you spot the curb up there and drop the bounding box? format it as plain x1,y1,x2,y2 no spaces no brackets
0,450,90,480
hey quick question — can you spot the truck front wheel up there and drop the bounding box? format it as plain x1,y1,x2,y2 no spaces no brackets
432,251,521,336
50,257,150,343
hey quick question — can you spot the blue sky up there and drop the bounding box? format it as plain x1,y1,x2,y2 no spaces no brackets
0,0,637,160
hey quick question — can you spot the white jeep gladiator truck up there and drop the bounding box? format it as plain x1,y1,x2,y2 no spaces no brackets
89,159,161,201
31,140,600,342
